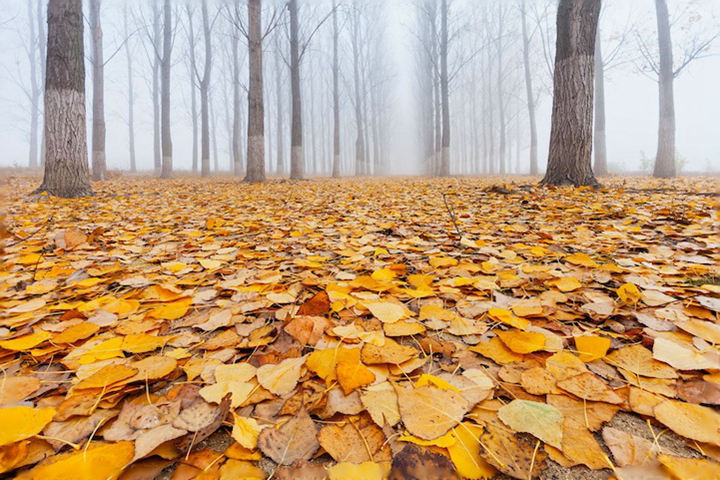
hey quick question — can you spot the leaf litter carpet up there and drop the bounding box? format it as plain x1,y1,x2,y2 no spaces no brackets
0,176,719,480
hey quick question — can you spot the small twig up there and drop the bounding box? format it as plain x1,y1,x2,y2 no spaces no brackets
5,216,53,247
441,193,462,238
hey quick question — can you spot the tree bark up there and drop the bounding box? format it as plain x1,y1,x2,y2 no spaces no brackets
289,0,304,179
160,0,173,179
331,1,341,178
89,0,106,181
520,0,538,176
274,32,284,176
152,2,161,174
653,0,676,178
245,0,266,182
351,3,366,177
36,0,92,198
198,0,212,177
439,0,450,176
593,31,607,176
541,0,601,187
232,0,243,176
124,2,136,173
186,4,199,173
27,0,41,169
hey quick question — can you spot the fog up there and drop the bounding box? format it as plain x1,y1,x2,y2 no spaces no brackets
0,0,718,175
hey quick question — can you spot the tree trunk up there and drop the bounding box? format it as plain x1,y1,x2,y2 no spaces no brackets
232,3,243,176
38,0,47,167
593,31,607,176
274,33,284,176
27,0,40,169
245,0,266,182
289,0,304,180
351,4,365,177
198,0,212,177
520,0,538,176
89,0,106,181
541,0,600,187
496,4,506,175
124,2,136,173
653,0,675,178
160,0,172,179
331,1,340,178
439,0,450,176
186,4,199,173
36,0,92,197
152,2,161,174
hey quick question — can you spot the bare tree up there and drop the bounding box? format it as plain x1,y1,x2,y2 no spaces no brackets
288,0,303,179
185,2,200,173
637,0,718,178
24,0,45,169
245,0,265,182
520,0,538,175
331,0,341,177
160,0,173,178
541,0,600,187
36,0,92,197
89,0,106,181
124,2,136,173
438,0,450,176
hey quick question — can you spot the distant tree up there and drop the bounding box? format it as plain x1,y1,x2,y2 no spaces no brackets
331,0,341,178
541,0,601,187
637,0,719,178
520,0,538,175
245,0,265,182
160,0,173,179
288,0,303,179
123,2,136,173
36,0,92,197
89,0,106,181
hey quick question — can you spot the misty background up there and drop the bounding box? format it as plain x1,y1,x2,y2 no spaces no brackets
0,0,718,175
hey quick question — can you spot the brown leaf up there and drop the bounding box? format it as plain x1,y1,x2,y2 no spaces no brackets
389,444,459,480
258,409,319,465
317,416,391,463
396,384,469,440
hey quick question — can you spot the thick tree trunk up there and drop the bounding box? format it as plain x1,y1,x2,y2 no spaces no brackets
37,0,92,198
89,0,106,181
289,0,303,179
520,0,538,176
331,1,340,178
245,0,266,182
653,0,676,178
541,0,600,187
439,0,450,176
160,0,172,179
593,33,607,176
124,3,136,173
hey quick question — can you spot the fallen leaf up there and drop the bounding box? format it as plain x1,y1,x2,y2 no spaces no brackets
256,356,305,395
257,409,318,465
396,384,469,440
498,399,563,448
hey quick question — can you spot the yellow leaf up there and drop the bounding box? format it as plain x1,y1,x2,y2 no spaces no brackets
548,277,582,292
79,337,124,365
15,441,134,480
617,283,641,304
74,364,138,390
574,335,611,362
306,347,361,382
148,298,192,320
469,337,523,364
658,453,720,480
199,363,257,408
448,422,496,479
429,257,458,268
219,459,266,480
0,331,51,351
52,323,99,344
256,356,305,395
327,461,386,480
496,329,546,354
121,333,169,354
564,252,598,268
487,308,529,330
0,406,56,446
371,268,396,281
415,374,461,393
231,414,264,450
337,361,375,395
7,298,46,314
498,399,563,449
365,301,407,324
199,258,222,270
399,430,457,448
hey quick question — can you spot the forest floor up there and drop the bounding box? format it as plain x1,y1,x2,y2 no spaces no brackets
0,176,719,480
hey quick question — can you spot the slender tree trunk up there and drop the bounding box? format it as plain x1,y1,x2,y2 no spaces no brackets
520,0,538,175
38,0,47,167
497,4,506,175
186,4,199,173
274,33,284,176
124,3,136,173
36,0,92,197
289,0,304,179
431,3,441,175
541,0,600,187
245,0,266,182
653,0,675,178
331,1,341,178
198,0,212,177
232,4,243,176
27,0,40,169
351,5,365,177
89,0,106,181
593,32,607,176
439,0,450,176
152,2,161,174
